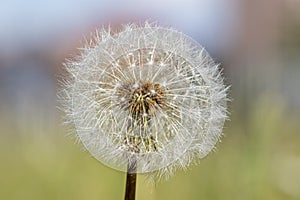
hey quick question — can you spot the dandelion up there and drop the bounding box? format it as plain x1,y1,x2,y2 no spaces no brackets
59,22,228,200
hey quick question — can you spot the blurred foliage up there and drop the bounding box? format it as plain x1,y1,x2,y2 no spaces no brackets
0,96,300,200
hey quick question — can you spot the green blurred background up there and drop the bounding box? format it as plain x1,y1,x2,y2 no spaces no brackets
1,0,300,199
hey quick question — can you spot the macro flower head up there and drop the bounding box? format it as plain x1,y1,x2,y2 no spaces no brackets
60,22,228,178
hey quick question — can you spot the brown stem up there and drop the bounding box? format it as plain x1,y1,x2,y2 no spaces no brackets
124,172,137,200
124,157,137,200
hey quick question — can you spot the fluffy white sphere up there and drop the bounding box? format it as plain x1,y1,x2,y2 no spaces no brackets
60,22,228,178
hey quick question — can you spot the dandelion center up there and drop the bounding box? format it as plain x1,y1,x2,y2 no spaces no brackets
118,81,166,118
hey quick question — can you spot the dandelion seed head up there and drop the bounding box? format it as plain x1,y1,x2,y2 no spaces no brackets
60,22,228,177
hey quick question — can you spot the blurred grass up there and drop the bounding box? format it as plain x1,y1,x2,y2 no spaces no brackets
0,97,300,200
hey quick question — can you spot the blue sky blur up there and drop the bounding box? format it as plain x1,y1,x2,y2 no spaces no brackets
0,0,239,54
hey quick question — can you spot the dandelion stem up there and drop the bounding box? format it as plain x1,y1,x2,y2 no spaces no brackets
124,157,137,200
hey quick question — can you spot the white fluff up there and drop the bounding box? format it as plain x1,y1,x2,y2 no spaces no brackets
59,22,228,180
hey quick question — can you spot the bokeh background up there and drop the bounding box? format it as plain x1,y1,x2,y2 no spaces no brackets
1,0,300,199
